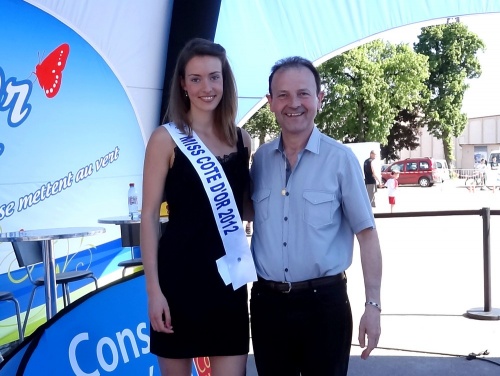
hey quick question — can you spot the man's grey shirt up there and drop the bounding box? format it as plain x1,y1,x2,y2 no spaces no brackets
250,126,375,282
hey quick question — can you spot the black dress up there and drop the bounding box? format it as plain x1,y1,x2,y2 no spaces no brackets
150,128,250,359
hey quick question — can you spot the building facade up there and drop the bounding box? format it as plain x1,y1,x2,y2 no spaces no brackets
399,114,500,169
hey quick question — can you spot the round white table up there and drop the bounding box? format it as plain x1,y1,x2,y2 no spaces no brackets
0,226,106,320
97,215,169,225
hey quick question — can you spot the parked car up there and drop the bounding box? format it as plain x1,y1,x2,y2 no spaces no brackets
381,163,391,172
489,150,500,170
381,157,441,187
434,159,450,181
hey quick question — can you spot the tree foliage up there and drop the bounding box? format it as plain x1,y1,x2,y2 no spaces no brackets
242,103,280,145
243,27,483,165
382,107,426,161
316,40,430,149
414,21,485,164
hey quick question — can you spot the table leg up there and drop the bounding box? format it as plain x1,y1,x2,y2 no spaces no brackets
41,239,58,319
119,223,140,248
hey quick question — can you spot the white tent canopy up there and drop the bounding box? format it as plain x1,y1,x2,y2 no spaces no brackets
214,0,500,125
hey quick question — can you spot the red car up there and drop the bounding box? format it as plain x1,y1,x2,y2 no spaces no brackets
381,157,441,187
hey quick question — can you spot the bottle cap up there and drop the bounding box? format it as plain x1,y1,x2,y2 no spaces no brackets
129,183,134,187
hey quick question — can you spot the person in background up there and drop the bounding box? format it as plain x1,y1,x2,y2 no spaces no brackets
477,158,487,190
487,156,498,193
364,150,382,208
490,156,498,170
141,38,253,376
385,170,399,213
250,56,382,376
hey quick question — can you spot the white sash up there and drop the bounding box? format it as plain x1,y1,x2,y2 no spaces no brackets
164,123,257,289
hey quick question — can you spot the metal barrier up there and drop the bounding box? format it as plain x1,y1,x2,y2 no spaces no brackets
448,168,500,190
375,207,500,320
454,168,480,179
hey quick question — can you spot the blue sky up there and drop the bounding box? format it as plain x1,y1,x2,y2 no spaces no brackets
379,13,500,119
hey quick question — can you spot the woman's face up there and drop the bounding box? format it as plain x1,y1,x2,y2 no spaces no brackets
182,55,223,115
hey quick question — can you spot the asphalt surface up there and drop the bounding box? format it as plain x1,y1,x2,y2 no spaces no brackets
247,179,500,376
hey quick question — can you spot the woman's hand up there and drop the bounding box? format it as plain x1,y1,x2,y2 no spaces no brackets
148,290,174,333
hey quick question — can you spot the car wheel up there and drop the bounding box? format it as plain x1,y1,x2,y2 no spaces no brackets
419,177,430,187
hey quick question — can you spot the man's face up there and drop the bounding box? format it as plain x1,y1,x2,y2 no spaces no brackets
267,67,323,137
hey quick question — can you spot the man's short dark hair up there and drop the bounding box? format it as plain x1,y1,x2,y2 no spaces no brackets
268,56,321,96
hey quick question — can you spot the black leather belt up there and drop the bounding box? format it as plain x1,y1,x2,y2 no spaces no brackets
255,273,346,293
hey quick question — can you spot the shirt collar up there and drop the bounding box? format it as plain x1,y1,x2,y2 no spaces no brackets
275,126,321,154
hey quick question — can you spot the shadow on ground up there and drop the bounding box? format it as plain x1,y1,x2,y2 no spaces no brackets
246,354,500,376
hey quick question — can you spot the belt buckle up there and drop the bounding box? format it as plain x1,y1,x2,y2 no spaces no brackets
282,281,292,293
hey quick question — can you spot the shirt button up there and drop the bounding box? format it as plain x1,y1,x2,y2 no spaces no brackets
286,192,290,196
284,217,288,221
285,268,289,272
283,242,287,246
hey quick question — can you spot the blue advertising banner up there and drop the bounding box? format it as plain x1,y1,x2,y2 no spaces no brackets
0,0,145,234
1,273,155,375
0,273,209,375
0,0,164,340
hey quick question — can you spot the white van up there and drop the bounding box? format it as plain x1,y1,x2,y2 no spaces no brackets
489,150,500,170
434,159,450,181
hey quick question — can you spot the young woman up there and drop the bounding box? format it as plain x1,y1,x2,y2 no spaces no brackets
141,38,253,376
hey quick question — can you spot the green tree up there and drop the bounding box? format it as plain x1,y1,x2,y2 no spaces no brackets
316,40,430,147
414,21,485,165
242,103,280,145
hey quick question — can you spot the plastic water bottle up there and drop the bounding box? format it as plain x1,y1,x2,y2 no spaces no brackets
128,183,139,219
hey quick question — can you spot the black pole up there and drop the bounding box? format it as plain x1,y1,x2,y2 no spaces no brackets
465,207,500,320
374,207,500,320
159,0,223,123
482,207,491,311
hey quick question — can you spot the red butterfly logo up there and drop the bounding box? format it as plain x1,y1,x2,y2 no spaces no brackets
35,43,70,98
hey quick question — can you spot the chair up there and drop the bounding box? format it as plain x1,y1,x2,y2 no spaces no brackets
117,223,142,277
0,291,24,342
11,241,98,334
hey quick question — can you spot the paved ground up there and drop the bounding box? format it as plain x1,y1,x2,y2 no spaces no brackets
247,179,500,375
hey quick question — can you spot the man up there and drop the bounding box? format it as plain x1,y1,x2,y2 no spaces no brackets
490,156,498,170
477,158,487,189
364,150,382,208
250,56,382,376
489,156,499,193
